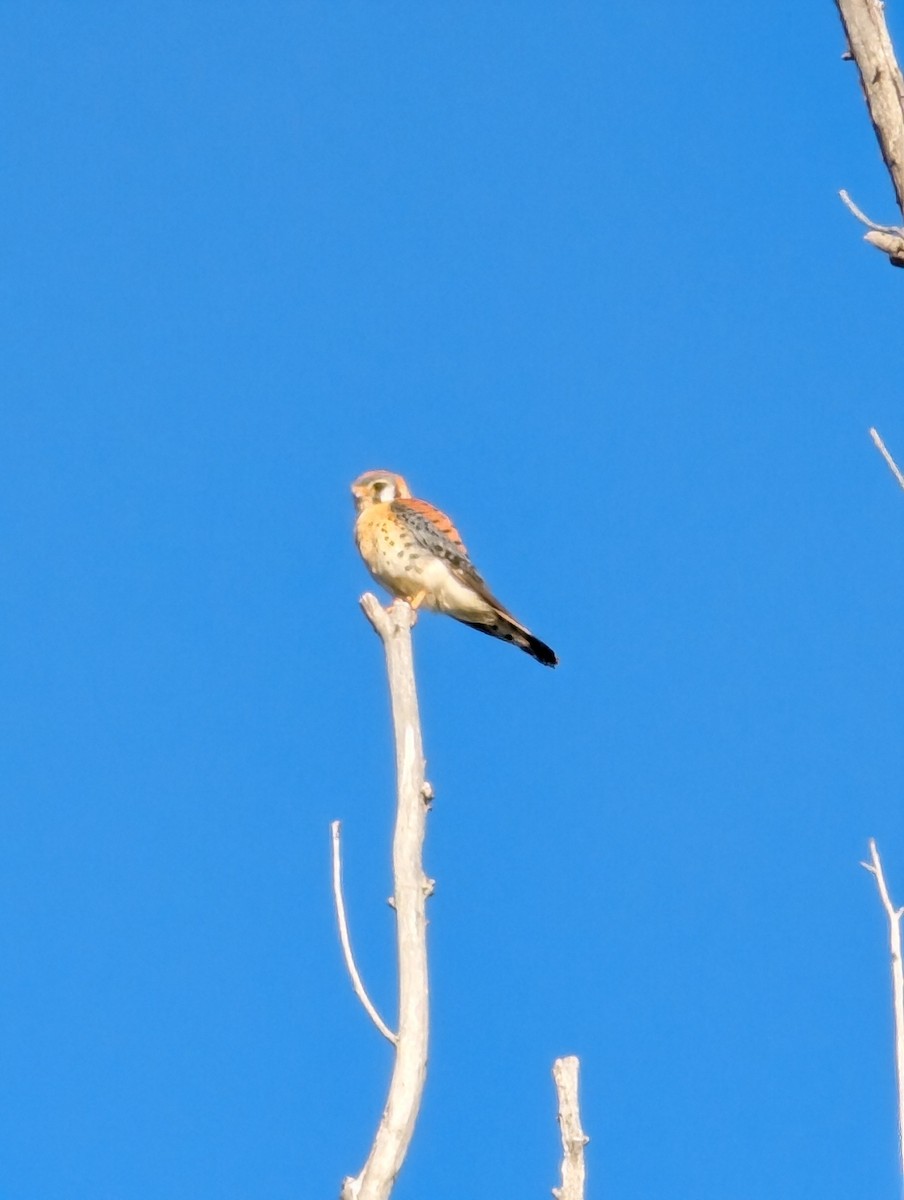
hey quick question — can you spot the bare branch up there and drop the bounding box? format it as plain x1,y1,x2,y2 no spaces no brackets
552,1056,589,1200
330,820,398,1046
839,188,904,232
360,592,395,640
341,596,431,1200
869,427,904,490
864,229,904,263
838,190,904,259
862,840,904,1179
835,0,904,263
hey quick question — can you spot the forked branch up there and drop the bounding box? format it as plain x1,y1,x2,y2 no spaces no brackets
334,596,583,1199
862,840,904,1178
338,596,432,1200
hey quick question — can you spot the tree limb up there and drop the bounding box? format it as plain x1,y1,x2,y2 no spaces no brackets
869,427,904,490
862,840,904,1179
552,1056,589,1200
340,596,432,1200
331,820,398,1045
835,0,904,264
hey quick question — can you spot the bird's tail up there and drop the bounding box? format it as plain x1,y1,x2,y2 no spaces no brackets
461,611,558,667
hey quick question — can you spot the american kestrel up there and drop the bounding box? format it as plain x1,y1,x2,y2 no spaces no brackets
351,470,558,667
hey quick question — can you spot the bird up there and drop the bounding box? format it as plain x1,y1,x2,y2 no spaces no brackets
351,469,557,667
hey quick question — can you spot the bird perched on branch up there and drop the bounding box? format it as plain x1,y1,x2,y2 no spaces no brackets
351,470,558,667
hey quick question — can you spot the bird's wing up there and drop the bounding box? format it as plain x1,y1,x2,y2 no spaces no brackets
391,498,505,607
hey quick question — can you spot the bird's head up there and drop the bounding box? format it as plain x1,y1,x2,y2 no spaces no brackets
350,470,411,512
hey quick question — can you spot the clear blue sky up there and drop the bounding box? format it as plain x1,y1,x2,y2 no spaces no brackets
1,4,902,1197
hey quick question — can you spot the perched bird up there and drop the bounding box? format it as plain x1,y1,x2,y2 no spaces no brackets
351,469,557,667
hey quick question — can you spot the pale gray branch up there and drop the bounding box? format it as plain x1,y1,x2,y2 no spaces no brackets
869,427,904,490
839,189,904,257
839,188,904,233
552,1056,589,1200
862,840,904,1179
330,820,398,1045
835,0,904,263
340,596,431,1200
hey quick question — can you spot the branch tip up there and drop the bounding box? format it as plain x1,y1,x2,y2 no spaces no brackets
839,189,904,233
359,592,392,638
869,428,904,490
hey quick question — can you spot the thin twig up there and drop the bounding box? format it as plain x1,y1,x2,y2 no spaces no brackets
837,193,904,262
870,427,904,491
862,840,904,1179
331,820,398,1045
340,596,431,1200
552,1056,589,1200
839,189,904,234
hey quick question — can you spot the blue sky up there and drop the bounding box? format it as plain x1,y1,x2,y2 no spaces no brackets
1,3,903,1197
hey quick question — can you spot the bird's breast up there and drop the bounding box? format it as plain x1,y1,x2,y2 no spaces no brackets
355,506,425,597
355,506,490,618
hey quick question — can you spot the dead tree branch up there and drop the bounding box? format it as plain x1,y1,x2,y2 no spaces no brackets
338,596,432,1200
862,840,904,1179
869,427,904,490
552,1056,589,1200
330,820,398,1045
835,0,904,264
